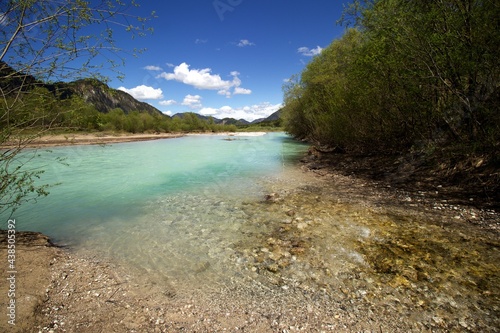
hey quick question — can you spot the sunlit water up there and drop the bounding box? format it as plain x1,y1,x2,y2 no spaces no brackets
2,133,309,289
2,132,499,330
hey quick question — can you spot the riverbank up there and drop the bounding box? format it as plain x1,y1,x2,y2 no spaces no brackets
1,132,186,148
0,131,274,149
1,147,499,332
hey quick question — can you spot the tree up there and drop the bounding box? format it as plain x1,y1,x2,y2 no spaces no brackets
0,0,154,216
358,0,500,145
282,0,499,152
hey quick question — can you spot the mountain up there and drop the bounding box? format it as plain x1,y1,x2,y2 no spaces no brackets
263,109,282,121
0,62,164,116
173,112,214,122
0,61,40,94
1,62,282,124
66,79,163,115
173,111,281,126
250,109,282,124
173,113,249,126
220,118,250,126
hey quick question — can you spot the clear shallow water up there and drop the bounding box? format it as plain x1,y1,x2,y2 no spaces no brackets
3,132,499,330
2,132,309,288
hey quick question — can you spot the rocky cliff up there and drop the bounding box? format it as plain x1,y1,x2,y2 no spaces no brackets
0,62,163,116
67,79,163,115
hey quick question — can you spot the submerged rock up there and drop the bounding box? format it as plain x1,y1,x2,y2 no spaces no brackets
264,192,280,203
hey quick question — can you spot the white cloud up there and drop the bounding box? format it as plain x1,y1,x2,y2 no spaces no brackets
181,94,203,109
157,63,232,90
144,65,163,71
199,107,218,116
166,63,175,68
220,106,233,113
199,102,282,122
159,99,177,106
157,63,251,97
298,46,323,57
117,85,164,100
237,39,255,47
195,38,208,44
163,111,173,116
234,87,252,95
217,90,231,98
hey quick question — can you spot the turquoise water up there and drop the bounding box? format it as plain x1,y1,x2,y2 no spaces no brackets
2,132,309,288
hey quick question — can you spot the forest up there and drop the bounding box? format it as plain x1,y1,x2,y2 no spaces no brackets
0,86,243,133
282,0,499,156
0,84,241,134
0,78,281,135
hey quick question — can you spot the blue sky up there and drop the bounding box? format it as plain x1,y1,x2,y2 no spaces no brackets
111,1,349,121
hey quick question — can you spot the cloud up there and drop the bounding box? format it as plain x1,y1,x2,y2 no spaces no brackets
143,65,163,71
157,63,251,97
159,99,177,106
237,39,255,47
234,87,252,95
117,85,164,100
181,94,203,109
195,38,208,44
198,107,218,116
298,46,323,57
217,90,231,98
157,63,231,90
199,102,281,122
163,111,173,116
166,63,175,68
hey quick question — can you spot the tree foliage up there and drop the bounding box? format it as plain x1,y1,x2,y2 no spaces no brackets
0,0,154,216
282,0,500,153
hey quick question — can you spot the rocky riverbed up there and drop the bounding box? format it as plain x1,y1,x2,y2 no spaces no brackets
1,157,499,332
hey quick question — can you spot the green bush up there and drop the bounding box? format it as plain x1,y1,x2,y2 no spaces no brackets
282,0,500,153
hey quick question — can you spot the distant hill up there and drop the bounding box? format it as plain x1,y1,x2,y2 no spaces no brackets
173,112,214,122
66,79,163,115
173,110,281,126
251,109,281,124
0,61,40,94
0,61,164,116
220,118,250,126
1,61,282,125
263,109,281,121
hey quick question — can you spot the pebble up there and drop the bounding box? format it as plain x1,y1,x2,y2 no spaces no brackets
29,166,499,333
266,264,279,273
296,222,308,230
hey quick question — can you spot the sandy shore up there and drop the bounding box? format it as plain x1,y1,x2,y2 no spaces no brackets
1,142,499,332
1,131,273,149
1,133,187,148
187,131,268,137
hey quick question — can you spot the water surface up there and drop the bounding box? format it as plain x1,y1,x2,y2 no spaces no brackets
3,132,309,288
2,132,499,331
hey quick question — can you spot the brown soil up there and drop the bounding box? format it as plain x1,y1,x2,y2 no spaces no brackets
302,146,500,210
